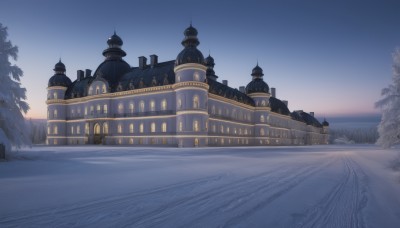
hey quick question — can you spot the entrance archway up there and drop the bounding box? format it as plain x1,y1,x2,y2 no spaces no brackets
94,123,102,144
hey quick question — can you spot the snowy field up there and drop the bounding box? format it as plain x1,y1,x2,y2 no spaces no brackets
1,145,400,228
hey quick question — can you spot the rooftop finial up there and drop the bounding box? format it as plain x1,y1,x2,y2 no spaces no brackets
256,58,259,66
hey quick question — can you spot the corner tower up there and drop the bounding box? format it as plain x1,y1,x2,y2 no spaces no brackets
173,24,209,147
245,64,271,145
46,60,72,145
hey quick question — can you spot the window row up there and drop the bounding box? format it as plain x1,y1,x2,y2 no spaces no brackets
210,124,251,135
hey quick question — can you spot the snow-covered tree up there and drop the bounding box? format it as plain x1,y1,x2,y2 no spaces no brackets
375,48,400,148
0,23,30,154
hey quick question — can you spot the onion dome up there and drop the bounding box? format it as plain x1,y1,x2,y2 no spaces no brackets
48,60,72,87
102,31,126,59
205,54,215,68
322,119,330,127
245,63,269,94
245,78,269,94
251,64,264,78
94,32,131,92
175,24,205,66
107,31,123,47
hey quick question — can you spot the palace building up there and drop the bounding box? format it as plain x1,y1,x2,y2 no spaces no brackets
46,25,329,147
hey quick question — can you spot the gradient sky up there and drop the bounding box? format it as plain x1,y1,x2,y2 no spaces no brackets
1,0,400,119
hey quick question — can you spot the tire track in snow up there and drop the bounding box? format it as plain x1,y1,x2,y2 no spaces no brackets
294,155,368,228
125,157,337,228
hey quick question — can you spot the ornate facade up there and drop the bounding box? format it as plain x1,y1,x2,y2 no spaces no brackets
46,25,329,147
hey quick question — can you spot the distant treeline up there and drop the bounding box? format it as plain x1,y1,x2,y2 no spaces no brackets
27,119,47,144
329,127,378,144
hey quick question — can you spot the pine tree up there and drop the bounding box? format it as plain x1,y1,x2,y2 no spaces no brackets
375,48,400,148
0,23,30,154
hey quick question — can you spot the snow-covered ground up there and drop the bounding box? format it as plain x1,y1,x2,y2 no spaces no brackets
1,145,399,228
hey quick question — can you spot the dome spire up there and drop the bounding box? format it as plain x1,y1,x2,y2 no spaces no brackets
103,31,126,59
175,24,205,66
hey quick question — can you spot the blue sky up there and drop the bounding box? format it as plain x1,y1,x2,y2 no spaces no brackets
1,0,400,119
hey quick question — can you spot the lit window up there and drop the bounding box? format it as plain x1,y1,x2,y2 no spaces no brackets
220,125,224,133
129,138,134,144
193,96,199,109
77,126,80,134
103,104,108,114
161,99,167,110
178,99,182,109
179,121,183,132
103,123,108,134
47,126,50,134
129,123,134,133
85,123,89,134
193,72,200,81
129,103,134,113
94,124,101,134
260,128,265,136
53,109,58,118
140,123,144,133
90,106,94,114
53,125,58,134
102,84,107,93
53,92,57,99
96,86,99,94
151,122,156,132
162,122,167,132
118,124,122,133
84,107,88,115
260,115,265,122
227,127,230,134
193,120,199,131
140,101,145,112
150,100,155,111
118,103,124,114
97,105,101,113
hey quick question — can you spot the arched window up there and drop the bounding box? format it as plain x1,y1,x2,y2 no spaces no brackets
140,123,144,133
129,123,134,133
161,99,167,110
261,100,266,106
53,109,58,118
139,101,145,112
53,92,58,99
150,100,155,111
103,104,108,114
260,115,265,122
151,122,156,132
193,120,199,132
102,84,107,93
53,125,58,134
162,122,167,132
94,124,101,134
227,127,230,134
103,123,108,134
260,128,265,136
193,96,199,109
117,124,122,133
129,138,134,144
118,103,124,114
90,106,94,114
129,103,134,113
97,104,101,113
85,123,89,134
220,125,224,133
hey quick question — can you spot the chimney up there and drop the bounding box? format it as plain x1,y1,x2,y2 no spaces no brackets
85,69,92,78
239,86,245,93
222,80,228,86
138,56,147,69
282,100,288,107
150,54,158,67
77,70,84,81
310,112,314,117
271,87,276,98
